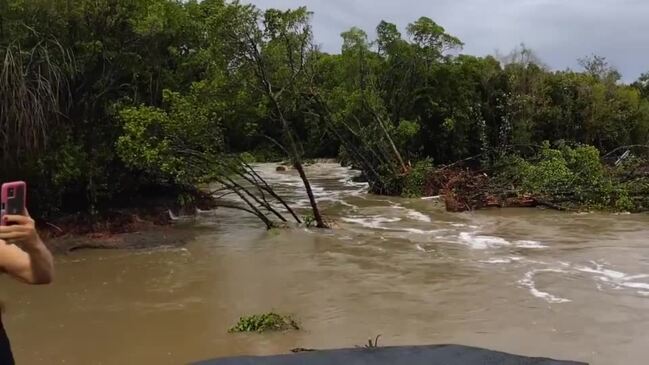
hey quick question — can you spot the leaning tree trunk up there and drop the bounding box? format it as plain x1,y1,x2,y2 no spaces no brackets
238,159,302,224
237,20,327,228
293,160,326,228
276,109,326,227
213,176,276,229
367,106,407,173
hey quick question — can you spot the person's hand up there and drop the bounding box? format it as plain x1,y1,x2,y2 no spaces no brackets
0,212,40,249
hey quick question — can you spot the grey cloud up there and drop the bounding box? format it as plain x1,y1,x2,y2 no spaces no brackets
244,0,649,81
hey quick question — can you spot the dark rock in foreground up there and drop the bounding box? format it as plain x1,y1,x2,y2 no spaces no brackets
193,344,587,365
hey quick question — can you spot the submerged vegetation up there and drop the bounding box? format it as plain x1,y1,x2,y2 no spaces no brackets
229,313,300,333
2,0,649,227
359,335,382,349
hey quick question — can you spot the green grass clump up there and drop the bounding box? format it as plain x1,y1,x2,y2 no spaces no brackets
229,312,300,333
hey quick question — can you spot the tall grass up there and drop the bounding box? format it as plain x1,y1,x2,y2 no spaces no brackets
0,39,74,166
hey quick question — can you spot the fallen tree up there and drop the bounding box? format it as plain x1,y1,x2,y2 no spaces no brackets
417,143,649,213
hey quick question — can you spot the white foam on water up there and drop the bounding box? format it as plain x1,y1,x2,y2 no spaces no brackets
574,261,649,295
450,223,480,229
365,197,397,204
626,274,649,280
406,210,432,223
620,282,649,290
458,232,511,250
481,256,524,264
389,204,432,223
343,182,370,197
576,263,626,280
401,228,444,235
341,216,402,230
350,186,369,196
514,240,548,249
415,244,427,252
481,258,510,264
519,269,572,304
638,291,649,296
294,199,312,208
421,195,442,200
334,199,359,209
343,215,442,236
339,175,370,189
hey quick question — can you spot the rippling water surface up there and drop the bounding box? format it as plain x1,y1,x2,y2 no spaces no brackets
3,163,649,364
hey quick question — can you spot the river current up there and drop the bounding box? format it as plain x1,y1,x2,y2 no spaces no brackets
3,163,648,364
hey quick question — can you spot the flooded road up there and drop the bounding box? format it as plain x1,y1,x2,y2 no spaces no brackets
3,163,649,364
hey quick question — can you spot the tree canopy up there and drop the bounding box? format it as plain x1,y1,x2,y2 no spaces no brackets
2,0,649,217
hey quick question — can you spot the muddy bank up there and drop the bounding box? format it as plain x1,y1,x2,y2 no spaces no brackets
40,211,178,254
45,225,197,254
37,190,217,254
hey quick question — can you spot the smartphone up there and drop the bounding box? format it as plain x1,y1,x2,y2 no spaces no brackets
1,181,26,226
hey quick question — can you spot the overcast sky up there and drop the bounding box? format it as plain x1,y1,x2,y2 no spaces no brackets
244,0,649,82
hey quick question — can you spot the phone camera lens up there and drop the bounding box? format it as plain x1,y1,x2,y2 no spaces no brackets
7,188,14,197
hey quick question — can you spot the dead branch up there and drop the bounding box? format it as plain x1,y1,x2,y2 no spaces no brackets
238,158,302,223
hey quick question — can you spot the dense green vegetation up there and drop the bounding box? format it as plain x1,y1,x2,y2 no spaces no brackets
2,0,649,220
229,312,300,333
488,144,649,211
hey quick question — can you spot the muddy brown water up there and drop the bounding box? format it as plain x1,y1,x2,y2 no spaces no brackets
2,163,648,364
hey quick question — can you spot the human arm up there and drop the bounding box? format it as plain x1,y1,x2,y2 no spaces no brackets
0,214,54,285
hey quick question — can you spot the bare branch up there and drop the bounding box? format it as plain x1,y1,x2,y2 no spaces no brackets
239,158,302,223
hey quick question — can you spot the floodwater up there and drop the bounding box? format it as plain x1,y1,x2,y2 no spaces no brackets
3,163,649,364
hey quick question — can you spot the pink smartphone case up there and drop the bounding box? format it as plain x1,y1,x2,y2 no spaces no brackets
1,181,27,226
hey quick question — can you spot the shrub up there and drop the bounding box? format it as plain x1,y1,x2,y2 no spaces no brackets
229,313,300,333
303,214,316,227
401,159,434,198
493,142,627,209
239,152,256,164
614,191,635,212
